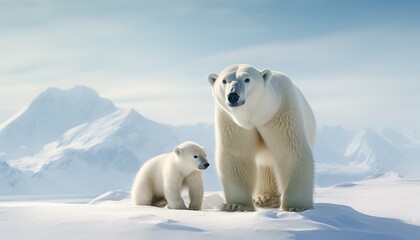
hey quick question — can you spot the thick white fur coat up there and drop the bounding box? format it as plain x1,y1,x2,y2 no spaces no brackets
131,141,207,210
209,64,316,212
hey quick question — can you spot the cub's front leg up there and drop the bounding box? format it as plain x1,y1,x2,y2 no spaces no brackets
163,171,187,210
185,171,204,210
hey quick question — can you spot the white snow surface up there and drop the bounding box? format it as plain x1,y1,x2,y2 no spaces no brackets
0,173,419,240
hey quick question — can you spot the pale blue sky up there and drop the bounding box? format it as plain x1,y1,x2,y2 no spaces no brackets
1,0,419,130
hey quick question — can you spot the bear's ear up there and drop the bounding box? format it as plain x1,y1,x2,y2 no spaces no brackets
174,147,182,155
208,73,218,87
261,69,272,85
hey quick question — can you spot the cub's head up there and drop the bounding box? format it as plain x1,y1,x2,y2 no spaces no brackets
207,64,272,111
174,141,209,172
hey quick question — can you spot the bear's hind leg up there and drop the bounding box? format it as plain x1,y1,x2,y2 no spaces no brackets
274,152,314,212
253,165,280,208
132,183,154,206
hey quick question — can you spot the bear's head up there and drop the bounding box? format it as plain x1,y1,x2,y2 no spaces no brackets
207,64,273,128
173,141,209,173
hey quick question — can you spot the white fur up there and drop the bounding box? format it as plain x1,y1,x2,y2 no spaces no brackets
131,141,208,210
208,64,316,212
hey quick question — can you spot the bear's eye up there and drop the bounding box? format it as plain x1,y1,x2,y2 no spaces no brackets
222,80,227,84
193,155,198,158
244,78,250,83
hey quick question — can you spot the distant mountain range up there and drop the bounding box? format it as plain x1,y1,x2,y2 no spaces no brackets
314,126,420,185
1,86,419,194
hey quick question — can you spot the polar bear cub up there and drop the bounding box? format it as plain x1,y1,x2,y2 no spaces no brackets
131,141,209,210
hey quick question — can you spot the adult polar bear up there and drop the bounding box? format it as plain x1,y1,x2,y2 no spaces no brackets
208,64,316,212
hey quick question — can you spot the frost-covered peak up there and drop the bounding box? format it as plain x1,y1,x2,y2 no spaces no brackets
8,107,179,174
26,85,116,120
379,127,411,148
56,109,142,149
0,86,117,156
347,129,394,153
344,129,403,171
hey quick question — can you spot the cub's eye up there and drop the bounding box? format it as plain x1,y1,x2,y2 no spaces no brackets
222,80,227,84
244,78,250,83
193,155,198,158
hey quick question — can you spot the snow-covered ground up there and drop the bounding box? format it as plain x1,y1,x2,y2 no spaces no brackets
1,173,419,240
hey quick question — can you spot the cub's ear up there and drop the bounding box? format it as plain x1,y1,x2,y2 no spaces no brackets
174,147,182,155
208,73,218,87
261,69,272,85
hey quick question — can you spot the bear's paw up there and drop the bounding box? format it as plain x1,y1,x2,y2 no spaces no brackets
218,203,256,212
280,207,309,212
253,194,280,208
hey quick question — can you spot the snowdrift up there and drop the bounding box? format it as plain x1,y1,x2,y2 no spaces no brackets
1,174,419,240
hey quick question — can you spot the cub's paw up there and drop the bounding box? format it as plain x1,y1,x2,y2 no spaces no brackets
218,203,255,212
253,194,280,208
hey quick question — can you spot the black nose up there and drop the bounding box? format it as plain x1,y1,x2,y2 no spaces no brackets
228,92,240,104
204,163,210,168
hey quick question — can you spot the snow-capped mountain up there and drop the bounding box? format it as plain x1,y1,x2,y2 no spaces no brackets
8,109,178,173
344,129,403,171
315,126,420,186
0,86,117,158
2,108,184,194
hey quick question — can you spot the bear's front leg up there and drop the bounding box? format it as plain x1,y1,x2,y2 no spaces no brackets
214,109,259,212
185,171,204,210
218,158,257,212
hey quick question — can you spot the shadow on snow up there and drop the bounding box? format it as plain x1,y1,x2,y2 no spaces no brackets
293,203,420,240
